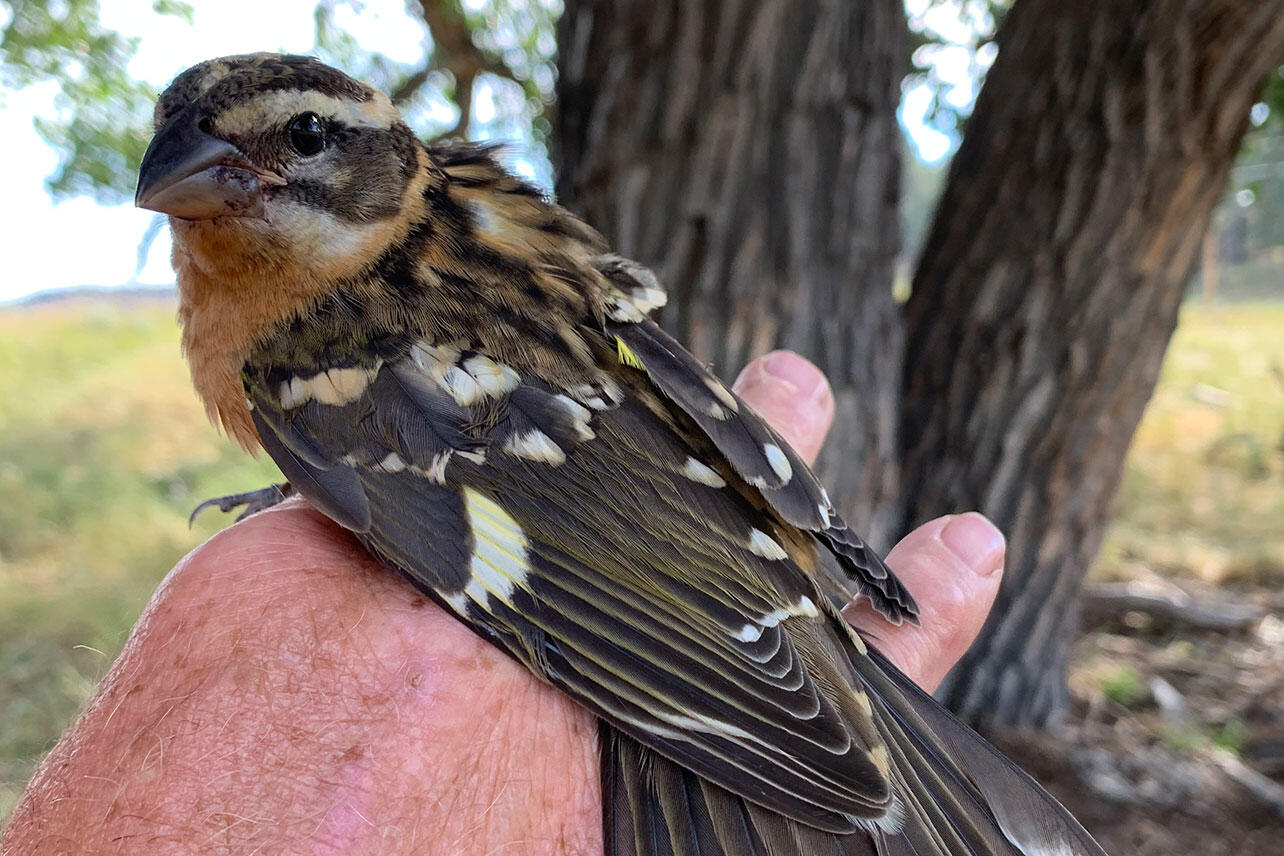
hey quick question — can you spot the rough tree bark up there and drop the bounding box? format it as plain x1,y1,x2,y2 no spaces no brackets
901,0,1284,728
554,0,1284,729
555,0,909,544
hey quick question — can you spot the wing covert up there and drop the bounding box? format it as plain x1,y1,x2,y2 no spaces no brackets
595,258,915,623
245,345,898,831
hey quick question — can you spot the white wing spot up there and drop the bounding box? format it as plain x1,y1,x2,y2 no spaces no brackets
599,377,624,407
607,298,645,323
318,366,377,405
277,364,379,408
503,430,566,465
847,625,869,654
425,451,452,483
554,394,596,441
279,377,307,409
462,488,530,609
763,443,792,482
554,393,591,423
869,744,892,776
440,365,483,405
409,342,461,382
608,286,668,322
747,528,788,560
463,355,520,398
411,345,520,405
378,452,407,473
570,377,625,410
733,596,819,642
470,199,501,238
704,377,739,411
631,286,668,313
680,457,726,488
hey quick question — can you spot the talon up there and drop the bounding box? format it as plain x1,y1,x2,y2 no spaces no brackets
189,483,293,525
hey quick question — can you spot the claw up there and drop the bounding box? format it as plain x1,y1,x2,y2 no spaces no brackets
190,483,293,525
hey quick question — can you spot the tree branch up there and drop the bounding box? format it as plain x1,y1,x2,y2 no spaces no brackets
390,65,435,105
396,0,524,136
1082,582,1267,634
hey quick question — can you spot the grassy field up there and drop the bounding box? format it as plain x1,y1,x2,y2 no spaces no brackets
1095,301,1284,585
0,298,281,819
0,297,1281,820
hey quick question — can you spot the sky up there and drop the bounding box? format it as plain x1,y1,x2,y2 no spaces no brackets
0,0,974,303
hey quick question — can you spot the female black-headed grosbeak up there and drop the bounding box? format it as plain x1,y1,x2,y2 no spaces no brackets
135,53,1107,856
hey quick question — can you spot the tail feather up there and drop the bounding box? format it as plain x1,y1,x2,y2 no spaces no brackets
600,642,1107,856
860,650,1105,856
698,777,766,854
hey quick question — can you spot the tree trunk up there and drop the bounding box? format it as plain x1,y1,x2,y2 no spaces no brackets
554,0,909,544
554,0,1284,731
900,0,1284,728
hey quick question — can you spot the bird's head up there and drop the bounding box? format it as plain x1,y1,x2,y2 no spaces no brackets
136,53,431,282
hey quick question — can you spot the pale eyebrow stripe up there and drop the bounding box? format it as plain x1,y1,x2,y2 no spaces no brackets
217,89,396,134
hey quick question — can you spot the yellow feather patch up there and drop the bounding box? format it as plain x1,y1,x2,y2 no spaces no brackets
462,488,531,609
869,744,892,777
616,336,645,369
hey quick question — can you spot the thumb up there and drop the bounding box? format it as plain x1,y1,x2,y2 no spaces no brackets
732,351,835,465
844,513,1005,692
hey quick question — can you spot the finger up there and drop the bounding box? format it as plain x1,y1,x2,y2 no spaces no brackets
732,350,835,465
843,513,1004,693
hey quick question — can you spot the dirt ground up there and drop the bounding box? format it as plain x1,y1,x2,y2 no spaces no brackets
994,577,1284,855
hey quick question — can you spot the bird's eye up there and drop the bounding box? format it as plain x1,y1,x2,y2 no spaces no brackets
287,112,326,156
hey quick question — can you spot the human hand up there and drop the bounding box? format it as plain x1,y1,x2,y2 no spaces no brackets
4,351,1004,856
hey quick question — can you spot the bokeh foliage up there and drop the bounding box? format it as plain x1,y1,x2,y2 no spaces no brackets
0,0,192,201
0,0,560,203
0,300,282,820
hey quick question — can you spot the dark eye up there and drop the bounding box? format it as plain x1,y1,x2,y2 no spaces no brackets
287,112,326,156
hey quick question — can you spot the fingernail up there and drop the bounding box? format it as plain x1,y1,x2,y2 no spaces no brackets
939,512,1005,576
759,351,829,405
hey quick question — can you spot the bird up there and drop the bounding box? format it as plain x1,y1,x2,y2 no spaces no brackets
135,52,1107,856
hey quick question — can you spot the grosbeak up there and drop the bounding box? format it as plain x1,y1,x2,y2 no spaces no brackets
135,53,1106,856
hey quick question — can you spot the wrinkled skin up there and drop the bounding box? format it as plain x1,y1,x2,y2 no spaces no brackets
4,352,1005,856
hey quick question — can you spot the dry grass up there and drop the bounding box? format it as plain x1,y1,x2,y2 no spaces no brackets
1096,302,1284,586
0,298,280,819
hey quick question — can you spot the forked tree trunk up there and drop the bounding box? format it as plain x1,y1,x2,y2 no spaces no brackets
555,0,909,544
900,0,1284,727
554,0,1284,729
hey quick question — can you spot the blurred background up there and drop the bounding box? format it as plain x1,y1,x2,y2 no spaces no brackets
1,1,1282,852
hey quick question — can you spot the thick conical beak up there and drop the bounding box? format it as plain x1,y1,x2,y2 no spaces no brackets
135,111,271,220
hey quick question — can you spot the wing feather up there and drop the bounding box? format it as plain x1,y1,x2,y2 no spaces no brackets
247,352,894,830
604,313,915,623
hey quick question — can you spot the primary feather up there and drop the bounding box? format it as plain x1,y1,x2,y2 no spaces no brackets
138,53,1107,856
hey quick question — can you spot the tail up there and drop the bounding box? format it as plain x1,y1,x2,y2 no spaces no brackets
601,646,1106,856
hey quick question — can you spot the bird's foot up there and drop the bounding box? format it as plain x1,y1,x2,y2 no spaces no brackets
190,482,294,525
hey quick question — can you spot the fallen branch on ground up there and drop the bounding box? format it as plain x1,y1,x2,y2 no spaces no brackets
1082,582,1267,633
